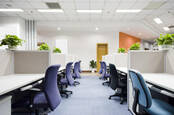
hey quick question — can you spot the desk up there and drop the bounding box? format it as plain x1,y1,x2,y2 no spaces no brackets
142,73,174,93
117,67,128,74
0,74,44,96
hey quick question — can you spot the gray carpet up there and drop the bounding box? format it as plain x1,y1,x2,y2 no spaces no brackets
50,76,131,115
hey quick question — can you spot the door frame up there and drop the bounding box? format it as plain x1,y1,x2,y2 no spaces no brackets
96,43,108,72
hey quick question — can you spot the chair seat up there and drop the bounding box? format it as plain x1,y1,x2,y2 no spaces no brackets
33,92,48,108
60,78,68,84
145,99,174,115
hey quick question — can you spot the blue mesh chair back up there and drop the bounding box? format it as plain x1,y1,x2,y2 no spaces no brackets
129,70,152,108
44,65,61,111
66,62,74,85
74,62,81,78
78,61,82,73
99,61,103,74
102,61,107,76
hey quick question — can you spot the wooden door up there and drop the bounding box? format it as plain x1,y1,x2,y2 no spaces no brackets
97,43,108,72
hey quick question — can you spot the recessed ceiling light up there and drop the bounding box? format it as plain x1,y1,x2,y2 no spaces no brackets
0,9,24,12
116,9,141,13
163,27,170,31
95,27,99,31
153,18,163,24
57,27,61,31
76,10,102,13
38,9,63,13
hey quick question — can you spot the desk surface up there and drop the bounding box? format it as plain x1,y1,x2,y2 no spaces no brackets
117,67,128,73
142,73,174,92
0,74,44,96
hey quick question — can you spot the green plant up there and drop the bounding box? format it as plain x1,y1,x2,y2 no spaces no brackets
53,47,61,53
129,43,140,50
156,34,174,45
118,48,126,53
38,43,50,51
0,34,23,49
89,60,97,68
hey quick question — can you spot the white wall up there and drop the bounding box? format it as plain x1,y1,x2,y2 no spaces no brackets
37,31,119,70
0,17,25,50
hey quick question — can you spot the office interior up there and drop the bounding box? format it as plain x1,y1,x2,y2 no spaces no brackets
0,0,174,115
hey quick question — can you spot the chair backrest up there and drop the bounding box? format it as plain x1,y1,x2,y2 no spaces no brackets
66,62,74,85
129,70,152,108
44,65,61,111
74,62,81,78
102,61,107,76
78,61,82,73
99,61,103,74
109,64,119,90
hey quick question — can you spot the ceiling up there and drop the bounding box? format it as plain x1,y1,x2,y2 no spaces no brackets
0,0,174,40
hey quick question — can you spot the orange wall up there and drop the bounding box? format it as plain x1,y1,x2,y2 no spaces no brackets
119,32,141,50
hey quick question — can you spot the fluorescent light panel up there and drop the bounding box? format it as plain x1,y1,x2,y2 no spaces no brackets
38,9,63,13
0,9,23,12
154,18,163,24
163,27,170,31
116,9,141,13
76,10,102,13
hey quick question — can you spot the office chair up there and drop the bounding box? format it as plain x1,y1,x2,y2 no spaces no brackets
73,61,81,79
78,60,82,73
101,61,110,85
59,62,80,98
129,70,174,115
108,64,127,104
12,65,61,115
99,61,103,75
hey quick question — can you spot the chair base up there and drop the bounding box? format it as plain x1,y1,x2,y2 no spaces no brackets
102,81,110,86
74,81,80,86
109,90,127,104
60,90,73,98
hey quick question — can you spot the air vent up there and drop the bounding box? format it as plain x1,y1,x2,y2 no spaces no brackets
143,1,166,10
46,2,61,9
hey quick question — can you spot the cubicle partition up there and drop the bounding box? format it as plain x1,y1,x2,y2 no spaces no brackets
166,50,174,74
0,50,14,76
102,53,127,67
50,53,66,67
14,51,50,74
127,50,174,113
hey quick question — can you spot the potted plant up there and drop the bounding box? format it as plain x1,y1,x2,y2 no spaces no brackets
129,43,140,50
38,43,50,51
0,34,23,50
89,60,97,73
118,48,126,53
155,34,174,50
53,47,61,53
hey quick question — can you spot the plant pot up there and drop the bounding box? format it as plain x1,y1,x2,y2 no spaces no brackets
91,69,95,73
7,46,17,50
158,45,173,50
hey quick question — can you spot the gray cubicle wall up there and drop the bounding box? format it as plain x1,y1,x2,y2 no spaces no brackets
166,49,174,74
114,53,127,67
128,50,166,73
0,50,14,75
50,53,66,67
14,51,50,74
127,50,167,114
